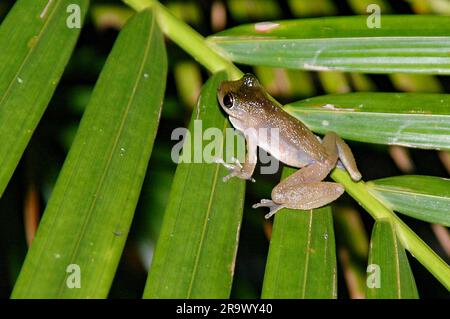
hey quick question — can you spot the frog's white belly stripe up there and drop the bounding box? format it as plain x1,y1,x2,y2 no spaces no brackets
229,116,313,168
258,138,313,168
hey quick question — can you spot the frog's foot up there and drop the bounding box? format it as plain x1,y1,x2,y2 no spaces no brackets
252,199,285,219
214,157,255,182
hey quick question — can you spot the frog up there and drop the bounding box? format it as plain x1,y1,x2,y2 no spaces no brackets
216,74,362,219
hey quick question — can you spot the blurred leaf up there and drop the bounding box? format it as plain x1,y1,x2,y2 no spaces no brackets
288,0,337,17
390,74,443,93
261,168,336,299
333,206,369,299
208,16,450,74
284,69,316,97
366,220,419,298
350,73,377,91
91,4,134,30
143,72,245,298
174,61,202,108
318,71,351,94
334,206,369,262
166,1,201,25
284,92,450,150
227,0,281,21
407,0,450,15
12,9,167,298
254,66,315,98
367,176,450,226
347,0,392,14
0,0,88,198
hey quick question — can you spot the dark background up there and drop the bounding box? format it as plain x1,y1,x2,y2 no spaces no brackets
0,0,449,298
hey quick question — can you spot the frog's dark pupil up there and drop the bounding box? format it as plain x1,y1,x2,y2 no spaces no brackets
223,93,234,108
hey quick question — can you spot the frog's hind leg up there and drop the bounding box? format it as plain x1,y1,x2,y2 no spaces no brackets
273,162,344,208
324,131,362,181
254,160,344,219
252,199,286,219
253,132,360,219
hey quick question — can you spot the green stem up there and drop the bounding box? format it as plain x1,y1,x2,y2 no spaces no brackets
123,0,450,291
123,0,241,79
332,169,450,290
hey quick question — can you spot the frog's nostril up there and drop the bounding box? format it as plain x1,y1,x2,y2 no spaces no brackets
222,93,234,108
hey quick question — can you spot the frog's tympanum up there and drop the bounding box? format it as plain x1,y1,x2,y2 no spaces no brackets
217,74,362,219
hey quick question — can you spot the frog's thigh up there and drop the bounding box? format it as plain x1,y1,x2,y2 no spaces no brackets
271,161,344,210
273,159,334,193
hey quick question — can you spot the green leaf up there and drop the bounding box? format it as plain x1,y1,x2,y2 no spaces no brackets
366,220,419,298
0,0,88,197
261,167,337,299
367,176,450,226
143,72,245,298
12,9,167,298
284,92,450,150
207,16,450,74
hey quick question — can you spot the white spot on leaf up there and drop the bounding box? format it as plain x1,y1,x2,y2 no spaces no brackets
322,104,355,112
254,22,280,32
303,63,332,71
322,104,337,110
40,0,54,19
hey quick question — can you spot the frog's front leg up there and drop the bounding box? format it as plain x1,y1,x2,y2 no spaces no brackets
254,132,358,219
219,132,257,182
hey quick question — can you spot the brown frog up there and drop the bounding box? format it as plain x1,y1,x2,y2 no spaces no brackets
217,74,362,219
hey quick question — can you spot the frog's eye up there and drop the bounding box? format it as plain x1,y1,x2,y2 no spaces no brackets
222,93,234,108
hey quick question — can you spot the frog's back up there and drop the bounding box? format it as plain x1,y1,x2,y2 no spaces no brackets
257,105,328,168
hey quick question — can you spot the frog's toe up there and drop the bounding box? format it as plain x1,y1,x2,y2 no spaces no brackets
223,167,255,182
230,156,243,168
252,199,285,219
252,199,274,207
214,157,233,170
223,170,237,182
350,171,362,182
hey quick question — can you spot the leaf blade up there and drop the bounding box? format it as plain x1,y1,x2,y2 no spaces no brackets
0,0,88,197
208,16,450,74
368,175,450,226
366,220,419,298
143,72,246,298
284,92,450,150
12,9,167,298
261,167,337,299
